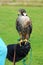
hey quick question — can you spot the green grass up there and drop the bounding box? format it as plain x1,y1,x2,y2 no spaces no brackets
0,5,43,65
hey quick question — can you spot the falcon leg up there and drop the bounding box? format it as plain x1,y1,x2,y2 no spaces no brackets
19,32,22,39
25,34,29,40
19,32,23,46
24,39,28,45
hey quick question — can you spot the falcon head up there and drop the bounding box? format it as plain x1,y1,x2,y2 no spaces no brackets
18,9,27,16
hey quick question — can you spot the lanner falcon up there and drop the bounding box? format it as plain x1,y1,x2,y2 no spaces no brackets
16,9,32,45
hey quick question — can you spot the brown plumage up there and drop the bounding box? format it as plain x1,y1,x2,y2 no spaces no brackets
16,9,32,44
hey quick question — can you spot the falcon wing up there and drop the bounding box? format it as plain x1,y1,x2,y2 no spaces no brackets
16,16,22,33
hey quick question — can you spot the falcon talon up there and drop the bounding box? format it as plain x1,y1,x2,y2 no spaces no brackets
20,40,23,43
19,42,22,46
24,39,28,42
25,42,27,45
19,39,23,46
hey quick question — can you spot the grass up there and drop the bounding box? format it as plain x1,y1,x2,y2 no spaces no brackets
0,5,43,65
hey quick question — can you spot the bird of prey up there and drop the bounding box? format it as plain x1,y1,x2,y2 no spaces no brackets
16,9,32,45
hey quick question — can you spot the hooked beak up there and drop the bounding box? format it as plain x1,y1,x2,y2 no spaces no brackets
23,13,27,16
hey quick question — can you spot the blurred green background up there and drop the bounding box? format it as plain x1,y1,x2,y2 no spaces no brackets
0,5,43,65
